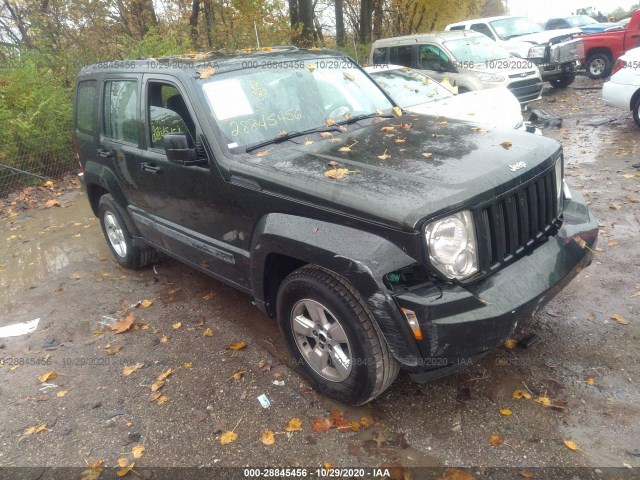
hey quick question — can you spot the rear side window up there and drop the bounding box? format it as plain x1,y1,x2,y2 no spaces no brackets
471,23,495,40
389,46,414,67
104,81,139,144
75,81,96,136
449,25,466,31
372,48,387,65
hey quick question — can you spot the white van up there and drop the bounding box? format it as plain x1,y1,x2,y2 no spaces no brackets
369,31,543,105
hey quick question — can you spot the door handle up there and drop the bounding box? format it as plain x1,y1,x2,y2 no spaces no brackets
140,162,163,174
631,34,640,38
97,148,113,158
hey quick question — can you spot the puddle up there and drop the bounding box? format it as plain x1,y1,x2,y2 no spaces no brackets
0,197,107,317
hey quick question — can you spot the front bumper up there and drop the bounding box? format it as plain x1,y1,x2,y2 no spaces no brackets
537,60,580,80
392,188,597,381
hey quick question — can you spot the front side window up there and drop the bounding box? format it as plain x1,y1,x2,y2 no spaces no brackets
147,82,196,150
200,59,393,150
104,81,138,144
418,45,450,70
75,81,96,136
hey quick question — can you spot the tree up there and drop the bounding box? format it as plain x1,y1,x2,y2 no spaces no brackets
480,0,505,17
335,0,345,46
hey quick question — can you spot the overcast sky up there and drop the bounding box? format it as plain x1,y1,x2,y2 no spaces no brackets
506,0,639,22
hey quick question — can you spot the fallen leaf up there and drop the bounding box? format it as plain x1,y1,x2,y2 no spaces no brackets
394,138,406,144
155,394,169,405
229,370,246,380
500,408,512,416
203,328,214,337
255,149,272,157
220,431,238,445
132,445,145,459
513,389,532,400
608,239,618,247
38,371,57,383
519,470,535,478
324,168,358,179
304,138,314,146
172,322,182,330
503,338,517,350
586,377,595,385
228,341,247,350
319,132,334,138
338,140,358,152
536,396,552,407
202,292,214,301
57,390,69,398
139,299,153,308
157,368,173,381
499,141,513,150
422,152,433,159
183,362,193,369
437,121,448,126
105,345,122,355
108,312,135,334
160,335,169,343
307,64,316,72
611,314,629,325
563,439,579,451
325,118,335,126
441,468,478,480
260,430,276,445
489,434,504,446
122,363,143,377
285,418,302,432
197,66,216,79
311,418,333,433
360,417,374,428
116,459,134,477
24,424,47,435
151,379,165,392
44,199,61,208
377,150,390,161
10,365,20,372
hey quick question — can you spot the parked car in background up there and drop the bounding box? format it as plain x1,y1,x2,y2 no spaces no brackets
580,9,640,79
364,65,538,133
545,15,621,34
445,16,584,88
369,31,543,105
602,47,640,125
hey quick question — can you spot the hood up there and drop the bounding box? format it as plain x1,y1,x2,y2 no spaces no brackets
232,115,560,230
508,28,581,44
406,88,523,130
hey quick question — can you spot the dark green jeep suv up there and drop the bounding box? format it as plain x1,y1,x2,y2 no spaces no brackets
73,48,597,405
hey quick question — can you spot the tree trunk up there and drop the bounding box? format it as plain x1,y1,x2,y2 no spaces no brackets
335,0,345,46
297,0,314,47
2,0,32,47
203,0,214,48
190,0,200,49
372,0,382,40
359,0,373,44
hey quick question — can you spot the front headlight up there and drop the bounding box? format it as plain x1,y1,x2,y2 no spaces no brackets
528,45,546,59
425,210,478,280
554,156,564,216
471,71,505,82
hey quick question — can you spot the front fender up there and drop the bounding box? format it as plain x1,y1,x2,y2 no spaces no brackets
251,213,423,366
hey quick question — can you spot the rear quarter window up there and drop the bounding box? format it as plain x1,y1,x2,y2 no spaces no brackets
75,81,96,136
372,48,387,65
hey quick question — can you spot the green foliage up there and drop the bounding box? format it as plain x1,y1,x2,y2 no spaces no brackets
126,26,194,59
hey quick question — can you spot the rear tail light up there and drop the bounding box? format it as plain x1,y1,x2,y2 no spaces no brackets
611,59,626,76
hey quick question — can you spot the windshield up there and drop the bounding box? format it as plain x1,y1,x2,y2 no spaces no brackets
568,15,598,27
200,58,393,150
444,36,511,62
369,68,452,108
490,17,544,40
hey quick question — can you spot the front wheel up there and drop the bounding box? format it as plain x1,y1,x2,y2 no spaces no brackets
98,194,155,269
633,96,640,126
586,53,612,79
276,265,399,405
549,75,575,89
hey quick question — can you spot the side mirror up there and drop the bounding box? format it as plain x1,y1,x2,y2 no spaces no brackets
163,133,205,166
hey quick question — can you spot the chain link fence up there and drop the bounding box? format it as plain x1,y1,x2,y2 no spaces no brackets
0,132,76,197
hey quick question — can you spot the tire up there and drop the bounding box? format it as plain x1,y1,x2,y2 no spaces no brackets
549,75,575,89
98,194,155,269
276,265,399,405
586,53,612,79
457,86,470,94
633,97,640,127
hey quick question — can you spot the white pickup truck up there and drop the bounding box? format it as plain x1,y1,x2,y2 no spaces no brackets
446,16,584,88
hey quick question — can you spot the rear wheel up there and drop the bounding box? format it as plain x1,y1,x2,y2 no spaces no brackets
276,265,399,405
633,96,640,127
98,194,155,269
586,53,612,79
549,75,575,88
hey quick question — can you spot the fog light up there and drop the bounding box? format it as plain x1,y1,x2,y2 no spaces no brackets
401,308,423,341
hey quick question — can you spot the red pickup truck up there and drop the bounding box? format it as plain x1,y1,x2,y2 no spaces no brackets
581,10,640,79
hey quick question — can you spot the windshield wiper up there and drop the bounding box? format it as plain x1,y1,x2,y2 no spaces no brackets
338,112,395,125
245,126,340,153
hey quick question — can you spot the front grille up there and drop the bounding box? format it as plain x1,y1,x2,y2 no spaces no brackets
550,39,584,64
475,167,560,271
507,77,543,104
